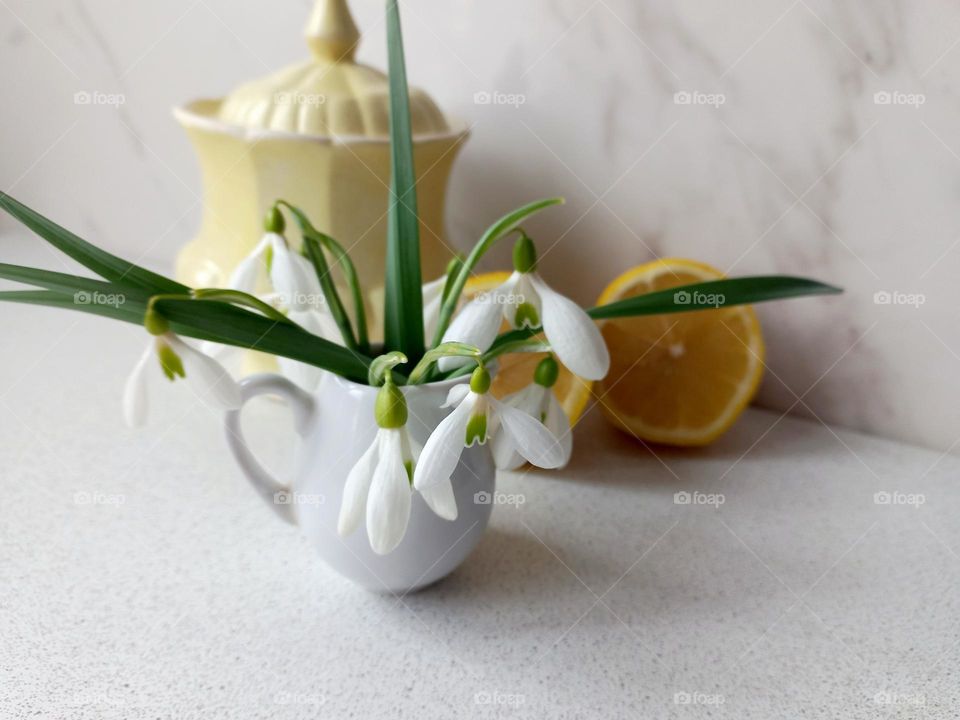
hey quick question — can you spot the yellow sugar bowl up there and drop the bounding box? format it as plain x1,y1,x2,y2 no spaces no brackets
173,0,467,332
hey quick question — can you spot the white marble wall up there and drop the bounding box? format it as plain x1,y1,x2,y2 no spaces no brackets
2,0,960,452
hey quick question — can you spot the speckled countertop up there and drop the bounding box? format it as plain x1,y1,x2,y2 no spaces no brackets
1,245,958,719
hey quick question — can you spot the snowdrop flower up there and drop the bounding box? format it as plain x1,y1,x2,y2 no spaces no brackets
491,356,572,471
414,366,566,492
124,324,241,428
213,208,341,391
227,208,321,308
338,380,458,555
439,234,610,381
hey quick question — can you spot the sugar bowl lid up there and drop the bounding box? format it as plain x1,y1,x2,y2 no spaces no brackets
215,0,451,139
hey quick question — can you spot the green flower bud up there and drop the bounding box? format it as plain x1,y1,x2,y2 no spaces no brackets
144,307,169,336
470,366,491,394
156,340,185,381
375,382,408,429
465,413,488,446
514,302,540,329
512,232,538,274
264,206,285,234
534,356,559,388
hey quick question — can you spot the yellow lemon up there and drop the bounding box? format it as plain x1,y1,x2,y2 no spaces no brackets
595,259,765,446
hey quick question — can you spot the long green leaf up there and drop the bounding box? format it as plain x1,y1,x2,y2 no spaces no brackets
0,192,188,294
0,263,152,301
486,275,842,354
151,298,370,381
383,0,424,358
0,289,372,382
588,276,841,320
431,197,565,346
0,289,150,325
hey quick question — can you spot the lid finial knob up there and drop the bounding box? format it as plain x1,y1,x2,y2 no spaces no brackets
306,0,361,62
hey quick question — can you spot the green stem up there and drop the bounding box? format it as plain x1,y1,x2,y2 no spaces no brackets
440,256,464,306
368,351,408,387
301,236,358,352
483,338,551,362
277,201,369,353
407,341,482,385
192,288,292,324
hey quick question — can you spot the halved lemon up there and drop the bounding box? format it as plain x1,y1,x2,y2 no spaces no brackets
595,259,765,446
463,272,593,425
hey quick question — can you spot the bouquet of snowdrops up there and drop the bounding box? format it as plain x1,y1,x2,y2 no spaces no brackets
0,1,838,555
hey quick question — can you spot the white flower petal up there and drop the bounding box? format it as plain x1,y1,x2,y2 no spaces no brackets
366,430,413,555
413,393,476,490
169,336,242,410
504,383,545,415
441,384,472,408
419,478,458,521
290,252,324,296
544,392,573,469
122,342,153,428
227,234,272,293
422,276,447,341
337,437,379,538
532,276,610,381
490,427,521,471
269,236,321,310
491,384,544,471
401,428,422,465
405,415,456,520
492,397,566,469
438,275,517,371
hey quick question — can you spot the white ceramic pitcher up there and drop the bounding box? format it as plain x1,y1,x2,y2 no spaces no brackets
224,373,495,593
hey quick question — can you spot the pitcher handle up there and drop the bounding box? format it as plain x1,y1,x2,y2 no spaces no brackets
224,374,315,525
